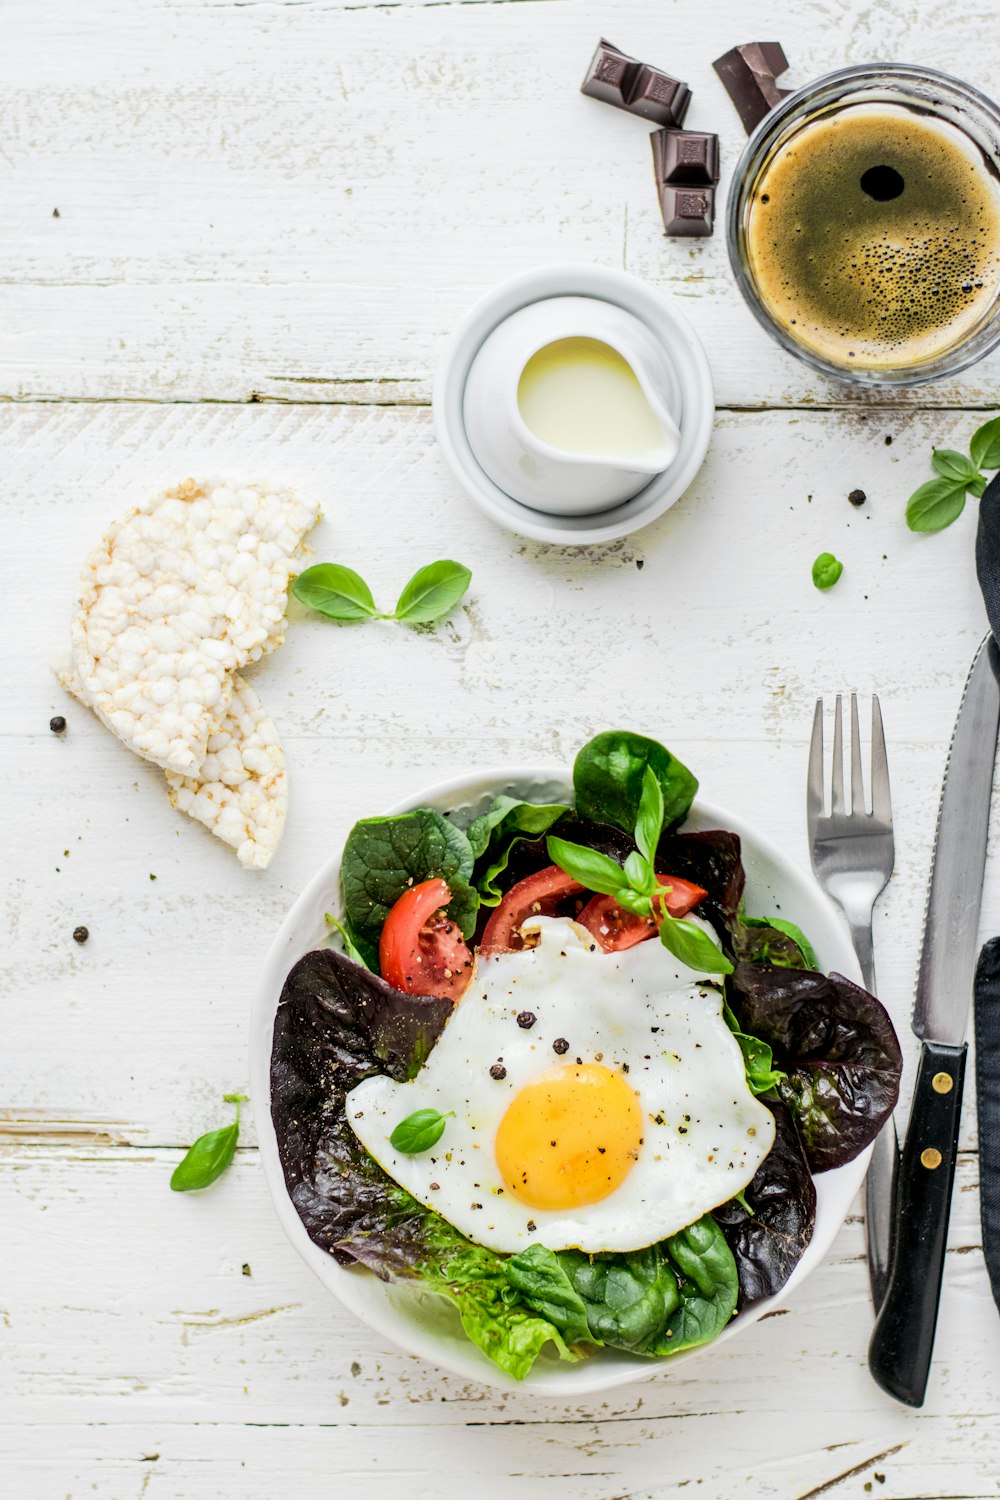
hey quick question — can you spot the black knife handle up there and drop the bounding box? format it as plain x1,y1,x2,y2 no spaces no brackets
868,1039,967,1407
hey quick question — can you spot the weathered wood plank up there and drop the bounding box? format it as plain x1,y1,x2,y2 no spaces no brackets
4,0,1000,404
0,1149,996,1498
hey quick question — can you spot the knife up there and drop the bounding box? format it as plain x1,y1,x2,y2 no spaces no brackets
868,633,1000,1407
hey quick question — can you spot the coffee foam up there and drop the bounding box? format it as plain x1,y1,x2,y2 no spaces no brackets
746,103,1000,369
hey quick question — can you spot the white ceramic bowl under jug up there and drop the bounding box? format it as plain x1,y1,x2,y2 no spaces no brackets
461,295,683,515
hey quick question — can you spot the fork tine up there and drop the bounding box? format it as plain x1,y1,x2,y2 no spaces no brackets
807,698,825,827
850,692,866,815
870,693,892,824
831,694,846,814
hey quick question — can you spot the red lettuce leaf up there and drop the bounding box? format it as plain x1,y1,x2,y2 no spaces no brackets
726,963,902,1171
270,947,453,1274
713,1100,816,1305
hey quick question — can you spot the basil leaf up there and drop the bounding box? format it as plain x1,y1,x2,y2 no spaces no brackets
293,563,379,621
971,475,988,498
634,765,665,864
170,1093,246,1192
623,850,654,894
468,797,570,906
545,835,627,897
324,912,369,969
971,414,1000,470
659,913,733,974
394,560,471,624
389,1107,450,1154
931,447,982,486
573,731,697,835
504,1244,596,1346
617,887,653,917
811,552,843,590
341,809,478,968
905,478,967,533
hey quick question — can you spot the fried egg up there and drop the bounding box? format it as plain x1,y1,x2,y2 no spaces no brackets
346,916,775,1254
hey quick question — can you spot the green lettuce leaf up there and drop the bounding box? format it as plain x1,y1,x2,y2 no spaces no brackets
467,796,570,907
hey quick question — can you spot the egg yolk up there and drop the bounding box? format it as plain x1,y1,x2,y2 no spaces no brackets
494,1062,643,1211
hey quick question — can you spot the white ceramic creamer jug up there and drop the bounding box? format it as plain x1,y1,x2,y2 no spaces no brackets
462,296,683,515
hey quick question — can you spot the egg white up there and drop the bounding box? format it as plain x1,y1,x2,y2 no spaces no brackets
346,916,776,1254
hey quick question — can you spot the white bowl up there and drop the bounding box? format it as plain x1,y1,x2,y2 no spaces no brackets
433,265,714,546
251,765,867,1396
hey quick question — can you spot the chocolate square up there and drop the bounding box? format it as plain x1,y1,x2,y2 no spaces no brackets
713,42,791,134
581,38,690,127
628,65,691,127
657,184,715,237
651,128,720,186
582,39,634,107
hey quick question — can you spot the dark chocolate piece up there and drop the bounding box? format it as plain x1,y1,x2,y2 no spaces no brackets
581,39,690,127
713,42,791,134
656,184,715,238
651,127,720,186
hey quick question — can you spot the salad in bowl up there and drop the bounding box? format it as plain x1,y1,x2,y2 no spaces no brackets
260,731,902,1389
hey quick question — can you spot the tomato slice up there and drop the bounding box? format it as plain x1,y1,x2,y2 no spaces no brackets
578,875,708,953
379,878,473,1002
479,866,585,954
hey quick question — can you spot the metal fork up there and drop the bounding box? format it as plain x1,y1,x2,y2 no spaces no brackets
807,693,897,1308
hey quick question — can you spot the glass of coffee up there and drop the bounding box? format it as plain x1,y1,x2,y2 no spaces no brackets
727,65,1000,385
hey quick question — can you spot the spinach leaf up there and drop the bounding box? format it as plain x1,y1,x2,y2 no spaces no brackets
648,1216,739,1354
468,796,570,906
394,560,471,625
727,963,902,1171
561,1245,680,1350
341,809,478,969
170,1093,247,1192
270,947,572,1380
504,1244,595,1346
574,731,697,835
737,914,817,970
714,1100,816,1305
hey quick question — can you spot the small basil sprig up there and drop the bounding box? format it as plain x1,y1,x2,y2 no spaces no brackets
389,1107,452,1154
906,415,999,533
546,767,732,976
293,560,471,625
170,1093,247,1192
811,552,843,590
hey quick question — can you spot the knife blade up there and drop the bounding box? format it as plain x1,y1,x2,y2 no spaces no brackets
869,633,1000,1406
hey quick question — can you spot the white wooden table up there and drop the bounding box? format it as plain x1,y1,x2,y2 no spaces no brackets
5,2,1000,1495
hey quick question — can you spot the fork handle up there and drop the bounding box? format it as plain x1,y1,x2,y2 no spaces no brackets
844,914,876,994
868,1039,967,1407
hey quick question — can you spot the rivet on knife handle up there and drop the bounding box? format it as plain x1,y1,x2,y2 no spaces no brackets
868,1039,967,1406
